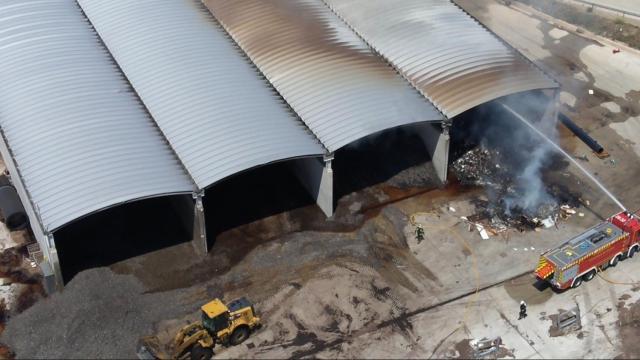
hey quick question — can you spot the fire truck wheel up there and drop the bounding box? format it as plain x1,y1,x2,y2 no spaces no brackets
630,247,638,258
583,269,596,281
610,255,621,267
572,277,583,288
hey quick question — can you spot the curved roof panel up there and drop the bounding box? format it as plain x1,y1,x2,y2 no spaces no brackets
323,0,558,118
0,0,195,231
203,0,442,153
77,0,325,189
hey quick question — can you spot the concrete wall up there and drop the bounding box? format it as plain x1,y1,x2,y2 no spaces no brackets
292,156,334,217
417,122,450,183
192,193,207,254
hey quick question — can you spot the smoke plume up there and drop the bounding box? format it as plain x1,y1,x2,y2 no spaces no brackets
460,91,560,217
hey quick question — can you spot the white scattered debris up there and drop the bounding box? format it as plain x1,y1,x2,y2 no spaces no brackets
523,247,529,251
476,224,489,240
578,213,585,217
531,247,536,250
560,91,577,107
588,89,594,95
449,206,456,212
601,101,621,113
460,216,468,221
490,223,508,233
573,71,589,82
470,336,502,357
560,205,577,215
513,248,518,251
541,217,555,228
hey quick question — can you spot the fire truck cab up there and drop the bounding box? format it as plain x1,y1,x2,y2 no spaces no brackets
536,211,640,290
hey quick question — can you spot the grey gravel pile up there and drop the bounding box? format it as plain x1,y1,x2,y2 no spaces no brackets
2,268,194,359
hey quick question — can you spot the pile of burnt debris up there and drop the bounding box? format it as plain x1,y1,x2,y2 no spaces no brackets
451,147,512,187
453,147,583,234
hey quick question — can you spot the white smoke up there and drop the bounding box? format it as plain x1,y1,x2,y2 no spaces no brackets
501,97,559,216
457,91,560,217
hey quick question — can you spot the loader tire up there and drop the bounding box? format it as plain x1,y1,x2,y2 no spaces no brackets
230,326,250,345
190,344,213,360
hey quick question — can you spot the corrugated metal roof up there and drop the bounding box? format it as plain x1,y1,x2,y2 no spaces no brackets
323,0,558,118
0,0,195,231
203,0,442,153
77,0,325,189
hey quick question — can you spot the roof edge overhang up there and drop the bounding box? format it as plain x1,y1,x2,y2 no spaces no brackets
201,153,325,190
49,190,195,233
333,118,444,153
446,84,559,118
0,126,195,234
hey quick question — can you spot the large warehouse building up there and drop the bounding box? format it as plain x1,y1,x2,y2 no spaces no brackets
0,0,556,290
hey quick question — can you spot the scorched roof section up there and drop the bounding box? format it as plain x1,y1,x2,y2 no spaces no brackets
203,0,443,153
77,0,325,189
323,0,558,118
0,0,196,232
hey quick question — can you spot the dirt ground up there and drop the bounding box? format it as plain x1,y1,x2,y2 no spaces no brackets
3,1,640,359
0,163,603,359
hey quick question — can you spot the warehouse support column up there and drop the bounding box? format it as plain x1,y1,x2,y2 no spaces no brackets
292,154,334,217
419,121,450,184
192,191,207,256
43,234,63,292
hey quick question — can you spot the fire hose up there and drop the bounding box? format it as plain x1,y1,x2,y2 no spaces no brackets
596,266,640,286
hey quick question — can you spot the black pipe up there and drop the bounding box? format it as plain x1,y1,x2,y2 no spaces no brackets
0,175,28,230
558,113,604,154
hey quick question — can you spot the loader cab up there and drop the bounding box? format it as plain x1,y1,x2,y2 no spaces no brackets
201,299,231,335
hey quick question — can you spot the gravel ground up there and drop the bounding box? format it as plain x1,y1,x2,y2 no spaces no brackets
0,206,407,359
1,269,195,359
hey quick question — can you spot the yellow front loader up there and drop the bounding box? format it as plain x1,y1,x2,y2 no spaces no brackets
137,297,261,360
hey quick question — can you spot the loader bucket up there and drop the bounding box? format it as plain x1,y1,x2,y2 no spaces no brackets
137,336,170,360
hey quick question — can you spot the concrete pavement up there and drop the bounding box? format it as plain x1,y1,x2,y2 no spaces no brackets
585,0,640,16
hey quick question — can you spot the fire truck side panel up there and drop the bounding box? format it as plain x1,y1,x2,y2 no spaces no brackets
556,264,578,288
556,237,626,289
588,236,625,268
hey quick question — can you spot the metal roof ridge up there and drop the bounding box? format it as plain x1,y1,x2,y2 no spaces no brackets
319,0,449,123
76,2,200,193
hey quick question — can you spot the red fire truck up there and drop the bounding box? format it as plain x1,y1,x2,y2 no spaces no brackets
535,211,640,290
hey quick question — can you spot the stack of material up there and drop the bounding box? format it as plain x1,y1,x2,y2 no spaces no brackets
451,147,511,187
454,146,583,234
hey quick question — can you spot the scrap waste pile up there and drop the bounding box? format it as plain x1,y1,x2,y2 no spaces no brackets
452,147,583,235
